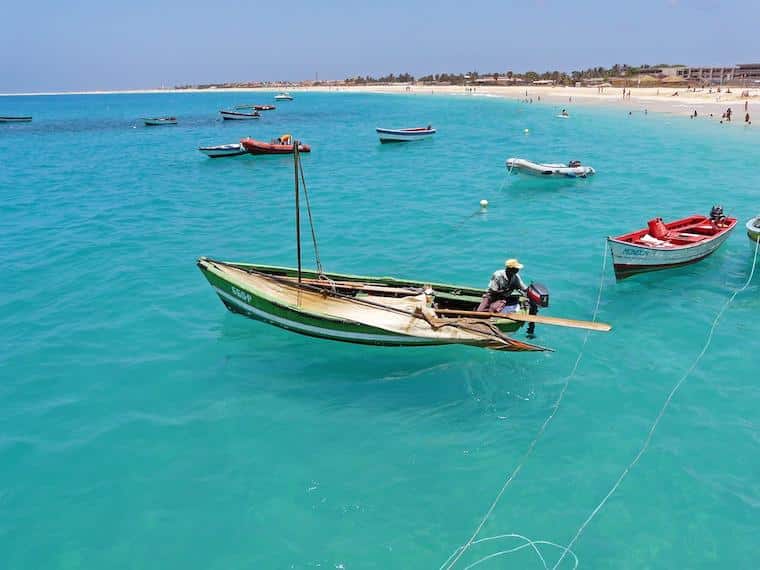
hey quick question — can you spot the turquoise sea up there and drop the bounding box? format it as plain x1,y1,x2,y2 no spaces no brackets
1,91,758,569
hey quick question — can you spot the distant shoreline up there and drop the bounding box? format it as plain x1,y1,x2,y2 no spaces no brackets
2,84,756,126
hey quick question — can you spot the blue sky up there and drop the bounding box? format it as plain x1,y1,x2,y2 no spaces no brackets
2,0,758,92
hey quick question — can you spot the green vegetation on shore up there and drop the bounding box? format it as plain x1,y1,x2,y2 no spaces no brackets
175,64,687,90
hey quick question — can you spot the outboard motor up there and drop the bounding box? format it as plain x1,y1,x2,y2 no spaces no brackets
710,204,726,224
526,282,549,337
527,282,550,308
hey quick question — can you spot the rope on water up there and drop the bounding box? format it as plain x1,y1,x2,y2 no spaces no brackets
551,237,760,570
440,534,578,570
442,243,609,570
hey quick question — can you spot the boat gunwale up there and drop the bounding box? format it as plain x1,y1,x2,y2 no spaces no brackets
198,258,521,327
208,258,487,296
608,217,737,250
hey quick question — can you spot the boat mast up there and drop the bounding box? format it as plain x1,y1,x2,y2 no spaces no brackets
294,141,302,283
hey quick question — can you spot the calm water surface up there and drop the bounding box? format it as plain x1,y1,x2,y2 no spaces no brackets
1,91,758,568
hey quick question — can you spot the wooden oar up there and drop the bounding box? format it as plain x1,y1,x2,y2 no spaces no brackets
436,309,611,332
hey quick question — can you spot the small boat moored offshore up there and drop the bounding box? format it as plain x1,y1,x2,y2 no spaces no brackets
220,109,261,120
506,158,595,178
143,116,177,126
235,104,276,111
274,92,294,101
747,215,760,246
0,116,32,123
607,206,737,280
376,126,436,143
241,135,310,155
198,143,247,158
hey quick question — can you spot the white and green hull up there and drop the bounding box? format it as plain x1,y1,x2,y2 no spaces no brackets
197,258,542,350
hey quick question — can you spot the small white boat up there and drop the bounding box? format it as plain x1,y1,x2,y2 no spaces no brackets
143,116,177,126
220,109,260,120
506,158,595,178
274,93,294,101
746,215,760,247
198,143,247,158
376,126,436,143
0,115,32,123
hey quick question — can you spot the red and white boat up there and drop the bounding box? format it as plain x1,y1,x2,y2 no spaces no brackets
607,207,737,279
241,136,310,155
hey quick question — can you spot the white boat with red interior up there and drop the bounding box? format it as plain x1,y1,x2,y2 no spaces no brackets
607,206,737,279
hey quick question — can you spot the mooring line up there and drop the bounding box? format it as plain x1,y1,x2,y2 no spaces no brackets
442,243,609,570
551,237,759,570
441,534,579,570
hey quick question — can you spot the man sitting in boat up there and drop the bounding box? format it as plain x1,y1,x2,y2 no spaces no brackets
476,259,528,313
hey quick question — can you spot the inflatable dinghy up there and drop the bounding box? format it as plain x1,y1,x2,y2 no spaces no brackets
746,215,760,247
506,158,595,178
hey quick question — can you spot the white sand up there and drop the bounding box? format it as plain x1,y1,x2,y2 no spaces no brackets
307,84,758,126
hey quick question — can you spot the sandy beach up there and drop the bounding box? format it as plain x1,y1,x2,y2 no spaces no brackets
2,83,758,126
308,84,760,126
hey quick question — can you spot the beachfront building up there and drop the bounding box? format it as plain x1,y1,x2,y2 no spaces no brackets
472,76,527,86
677,66,735,84
735,63,760,84
629,66,686,78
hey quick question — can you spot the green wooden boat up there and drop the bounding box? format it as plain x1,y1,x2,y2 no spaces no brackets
197,142,609,351
197,257,550,351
